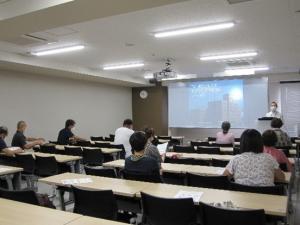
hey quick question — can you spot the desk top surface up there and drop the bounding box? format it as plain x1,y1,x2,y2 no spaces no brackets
67,216,129,225
0,165,23,176
0,198,81,225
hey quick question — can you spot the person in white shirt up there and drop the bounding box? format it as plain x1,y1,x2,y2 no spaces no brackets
114,119,134,158
266,101,283,119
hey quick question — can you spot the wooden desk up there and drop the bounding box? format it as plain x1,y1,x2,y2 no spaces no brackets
137,183,287,217
0,165,23,190
0,198,81,225
68,216,129,225
103,160,291,184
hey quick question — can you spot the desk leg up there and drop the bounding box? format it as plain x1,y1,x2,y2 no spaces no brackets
74,160,80,173
58,189,66,211
5,175,14,190
12,172,22,190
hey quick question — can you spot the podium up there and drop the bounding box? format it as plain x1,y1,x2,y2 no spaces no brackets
256,117,273,133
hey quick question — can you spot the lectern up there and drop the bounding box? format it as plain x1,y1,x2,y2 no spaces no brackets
256,117,273,133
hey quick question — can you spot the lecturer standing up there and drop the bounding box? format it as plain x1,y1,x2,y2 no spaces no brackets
266,101,283,119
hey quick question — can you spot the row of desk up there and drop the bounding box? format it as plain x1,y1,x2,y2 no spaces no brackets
103,159,291,184
0,198,128,225
39,172,288,217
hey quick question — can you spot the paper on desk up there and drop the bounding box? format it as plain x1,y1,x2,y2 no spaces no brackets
62,178,93,185
216,168,225,175
157,142,168,154
7,147,20,151
175,190,203,203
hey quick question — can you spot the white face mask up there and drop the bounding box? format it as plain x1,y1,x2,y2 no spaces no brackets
271,106,277,112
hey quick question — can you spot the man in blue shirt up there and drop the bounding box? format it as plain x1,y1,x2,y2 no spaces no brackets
11,121,45,149
0,126,24,156
57,119,86,145
124,132,160,178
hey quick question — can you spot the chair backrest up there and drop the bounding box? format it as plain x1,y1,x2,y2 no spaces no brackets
76,140,92,147
82,148,103,166
191,141,210,147
122,170,161,183
233,147,240,155
278,148,290,157
84,166,116,178
109,144,126,159
211,159,228,167
90,136,104,141
104,137,114,142
141,192,197,225
173,145,195,153
0,188,39,205
207,137,216,142
162,172,185,185
193,159,211,166
200,202,265,225
279,163,288,172
72,186,118,220
109,134,115,141
157,136,172,140
64,146,83,156
15,154,35,174
164,157,196,165
35,156,58,177
213,143,233,147
39,144,56,154
197,146,220,154
229,182,285,195
94,142,111,148
187,173,230,190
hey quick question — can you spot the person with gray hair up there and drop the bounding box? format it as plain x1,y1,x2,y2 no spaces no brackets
0,126,24,156
216,121,235,145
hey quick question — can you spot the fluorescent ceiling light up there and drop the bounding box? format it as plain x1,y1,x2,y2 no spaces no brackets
31,45,84,56
103,63,144,70
154,22,235,38
200,51,258,61
144,74,154,79
225,67,269,76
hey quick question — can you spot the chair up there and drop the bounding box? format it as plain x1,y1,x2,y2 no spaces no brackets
104,137,114,142
82,148,103,166
141,192,197,225
109,134,115,141
196,146,220,154
72,186,118,220
173,145,195,153
191,141,210,147
279,163,288,172
76,140,92,147
200,202,265,225
187,173,230,190
229,182,285,195
213,143,233,147
39,144,56,154
122,170,161,183
84,166,117,178
211,158,228,167
0,188,39,205
35,156,59,177
90,136,104,141
233,147,240,155
193,159,211,166
207,137,216,142
162,172,185,185
15,154,37,189
64,146,83,156
278,147,290,157
94,142,111,148
157,136,172,140
164,157,196,165
109,144,126,159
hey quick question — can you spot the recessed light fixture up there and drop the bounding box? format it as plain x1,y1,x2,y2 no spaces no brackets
144,74,154,79
103,63,144,70
154,22,235,38
200,51,258,61
161,74,197,81
225,66,269,76
31,45,84,56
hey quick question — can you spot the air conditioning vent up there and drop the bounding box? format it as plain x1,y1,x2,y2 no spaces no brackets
2,34,49,46
227,0,253,4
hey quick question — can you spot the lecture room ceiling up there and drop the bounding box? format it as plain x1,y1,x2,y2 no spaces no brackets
0,0,299,86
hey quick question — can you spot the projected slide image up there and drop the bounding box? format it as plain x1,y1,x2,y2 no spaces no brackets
168,77,268,128
188,80,243,127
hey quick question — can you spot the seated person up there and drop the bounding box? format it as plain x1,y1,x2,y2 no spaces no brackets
271,118,292,147
11,121,45,149
57,119,86,145
114,119,134,158
124,132,160,178
144,127,163,167
262,130,292,172
0,126,24,156
216,121,235,145
223,129,285,186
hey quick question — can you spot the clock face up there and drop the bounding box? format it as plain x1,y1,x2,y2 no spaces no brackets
140,90,148,99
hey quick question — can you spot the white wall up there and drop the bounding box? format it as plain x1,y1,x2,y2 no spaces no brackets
0,70,132,144
170,73,300,142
